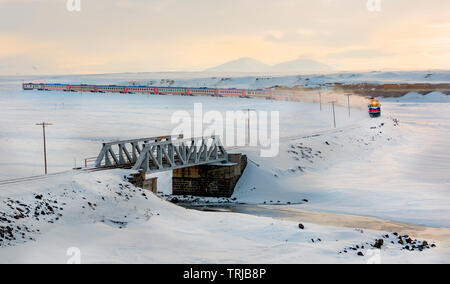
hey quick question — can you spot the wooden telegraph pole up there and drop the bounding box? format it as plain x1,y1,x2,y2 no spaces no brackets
319,92,322,111
243,108,256,145
331,101,337,128
36,122,52,174
346,94,351,117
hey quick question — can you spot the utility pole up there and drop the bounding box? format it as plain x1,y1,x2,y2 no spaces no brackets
346,94,351,117
243,108,255,145
331,101,337,128
319,92,322,111
36,122,52,174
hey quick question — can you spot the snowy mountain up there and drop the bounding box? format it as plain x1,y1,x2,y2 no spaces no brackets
205,57,271,72
206,57,333,73
271,58,333,73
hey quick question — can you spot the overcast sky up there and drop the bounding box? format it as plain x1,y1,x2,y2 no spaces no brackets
0,0,449,75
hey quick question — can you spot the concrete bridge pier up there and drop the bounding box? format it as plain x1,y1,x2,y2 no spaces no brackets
127,153,247,198
172,153,247,198
127,170,158,194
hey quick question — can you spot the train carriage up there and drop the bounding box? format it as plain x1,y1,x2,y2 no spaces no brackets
22,83,270,99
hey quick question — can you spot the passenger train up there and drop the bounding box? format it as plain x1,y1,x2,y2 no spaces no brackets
22,83,272,99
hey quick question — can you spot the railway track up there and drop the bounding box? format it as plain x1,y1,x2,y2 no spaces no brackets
226,120,368,152
0,165,135,187
0,170,73,187
281,120,367,142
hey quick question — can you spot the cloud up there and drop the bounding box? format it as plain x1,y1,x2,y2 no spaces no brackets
264,30,317,43
0,0,449,74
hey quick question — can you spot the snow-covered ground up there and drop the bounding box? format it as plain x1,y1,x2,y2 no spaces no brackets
0,81,365,179
1,169,446,264
232,102,450,227
0,73,449,263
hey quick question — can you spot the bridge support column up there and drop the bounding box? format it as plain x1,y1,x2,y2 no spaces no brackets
127,170,158,195
172,154,247,198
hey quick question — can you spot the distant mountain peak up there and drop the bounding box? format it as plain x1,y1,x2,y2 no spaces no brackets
271,58,333,73
206,57,270,72
205,57,333,73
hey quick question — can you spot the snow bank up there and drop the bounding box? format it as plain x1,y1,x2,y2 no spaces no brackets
380,92,450,103
1,170,447,264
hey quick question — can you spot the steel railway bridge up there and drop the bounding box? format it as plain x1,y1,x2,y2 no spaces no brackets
94,135,229,173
